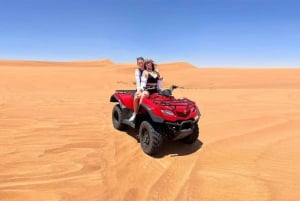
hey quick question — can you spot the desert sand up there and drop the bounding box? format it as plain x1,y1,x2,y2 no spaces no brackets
0,60,300,201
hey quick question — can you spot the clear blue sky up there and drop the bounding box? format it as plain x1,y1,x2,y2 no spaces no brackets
0,0,299,67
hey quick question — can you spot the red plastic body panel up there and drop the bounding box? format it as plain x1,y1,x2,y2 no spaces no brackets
112,91,135,110
141,94,199,122
111,91,200,122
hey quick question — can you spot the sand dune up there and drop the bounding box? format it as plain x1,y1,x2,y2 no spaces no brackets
0,60,299,201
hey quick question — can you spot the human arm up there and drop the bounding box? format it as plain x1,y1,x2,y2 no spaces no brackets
157,77,163,91
140,71,148,91
135,69,141,91
156,70,163,91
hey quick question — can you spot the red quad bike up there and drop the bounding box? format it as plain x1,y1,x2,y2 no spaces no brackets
110,85,201,155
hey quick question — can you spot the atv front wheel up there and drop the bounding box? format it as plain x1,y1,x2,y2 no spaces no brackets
139,121,163,155
112,104,127,131
181,124,199,144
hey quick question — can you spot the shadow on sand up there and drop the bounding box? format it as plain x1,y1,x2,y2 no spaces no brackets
125,128,203,158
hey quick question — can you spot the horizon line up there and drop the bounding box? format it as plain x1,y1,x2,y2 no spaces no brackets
0,58,299,69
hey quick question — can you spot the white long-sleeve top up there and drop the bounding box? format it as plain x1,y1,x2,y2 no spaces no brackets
135,68,142,91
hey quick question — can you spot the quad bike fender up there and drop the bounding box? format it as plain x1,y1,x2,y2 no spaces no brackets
110,95,128,110
110,94,125,108
110,94,134,109
110,94,119,103
110,94,118,102
139,103,164,123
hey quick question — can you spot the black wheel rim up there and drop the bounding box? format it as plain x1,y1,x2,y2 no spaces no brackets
141,128,150,146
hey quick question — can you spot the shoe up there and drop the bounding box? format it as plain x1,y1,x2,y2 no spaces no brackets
128,113,136,121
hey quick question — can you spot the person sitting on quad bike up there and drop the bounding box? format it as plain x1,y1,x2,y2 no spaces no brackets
134,57,145,91
131,57,145,118
129,58,163,121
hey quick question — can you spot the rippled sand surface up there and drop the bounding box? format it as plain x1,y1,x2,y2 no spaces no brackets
1,60,299,201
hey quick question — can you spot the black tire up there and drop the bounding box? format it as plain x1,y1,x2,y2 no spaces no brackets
112,104,127,131
181,124,199,144
139,121,163,155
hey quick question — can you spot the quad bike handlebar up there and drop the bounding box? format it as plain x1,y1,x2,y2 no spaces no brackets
159,85,179,96
170,85,178,90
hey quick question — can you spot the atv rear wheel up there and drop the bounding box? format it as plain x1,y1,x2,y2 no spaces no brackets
112,104,127,131
139,121,163,155
181,124,199,144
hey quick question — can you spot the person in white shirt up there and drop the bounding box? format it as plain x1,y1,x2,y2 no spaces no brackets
129,57,145,122
134,57,145,91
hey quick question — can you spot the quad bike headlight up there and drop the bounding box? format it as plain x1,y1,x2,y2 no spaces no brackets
161,109,175,116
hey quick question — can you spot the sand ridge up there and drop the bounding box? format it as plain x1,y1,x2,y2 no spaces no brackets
0,60,300,201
